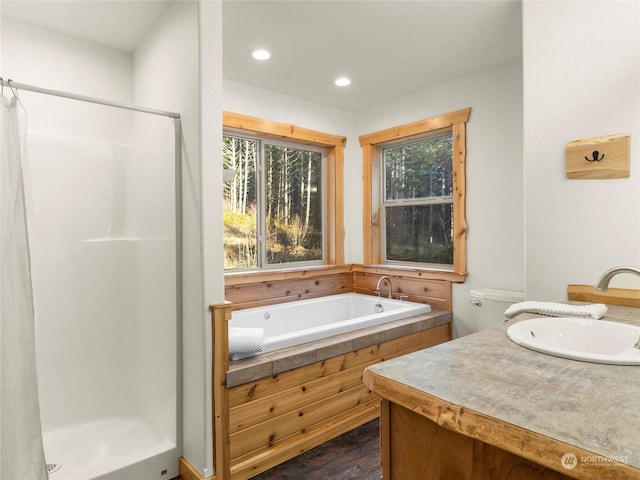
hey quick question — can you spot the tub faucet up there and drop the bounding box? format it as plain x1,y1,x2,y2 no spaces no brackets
595,266,640,292
375,276,393,299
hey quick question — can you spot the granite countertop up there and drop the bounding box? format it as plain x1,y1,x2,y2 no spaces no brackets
364,304,640,473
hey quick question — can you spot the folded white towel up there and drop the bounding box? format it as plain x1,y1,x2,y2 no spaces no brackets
229,327,264,360
504,301,607,320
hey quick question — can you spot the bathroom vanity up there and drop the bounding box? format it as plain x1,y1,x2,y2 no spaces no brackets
363,304,640,480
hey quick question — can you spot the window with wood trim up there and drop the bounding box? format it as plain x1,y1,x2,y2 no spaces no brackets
223,112,346,270
359,108,470,274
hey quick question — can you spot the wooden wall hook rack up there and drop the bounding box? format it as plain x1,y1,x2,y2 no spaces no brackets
566,132,630,179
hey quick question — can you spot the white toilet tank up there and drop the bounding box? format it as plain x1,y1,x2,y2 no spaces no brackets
469,288,524,329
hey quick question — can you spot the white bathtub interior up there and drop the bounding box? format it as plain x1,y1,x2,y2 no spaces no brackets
229,293,431,358
25,100,179,480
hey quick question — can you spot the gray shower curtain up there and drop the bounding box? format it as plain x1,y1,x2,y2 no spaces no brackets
0,91,48,479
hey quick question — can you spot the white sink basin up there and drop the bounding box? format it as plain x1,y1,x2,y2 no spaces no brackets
506,317,640,365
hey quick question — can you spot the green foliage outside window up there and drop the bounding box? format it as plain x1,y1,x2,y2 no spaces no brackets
223,135,324,270
383,133,454,266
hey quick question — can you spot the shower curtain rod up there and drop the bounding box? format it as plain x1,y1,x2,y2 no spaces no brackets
1,78,180,119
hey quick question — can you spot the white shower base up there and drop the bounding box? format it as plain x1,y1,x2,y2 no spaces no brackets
43,417,176,480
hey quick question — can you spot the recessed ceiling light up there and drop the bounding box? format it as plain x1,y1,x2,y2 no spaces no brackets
334,77,351,87
251,49,271,60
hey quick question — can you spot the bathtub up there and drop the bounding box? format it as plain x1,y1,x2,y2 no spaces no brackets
212,298,451,480
228,293,431,359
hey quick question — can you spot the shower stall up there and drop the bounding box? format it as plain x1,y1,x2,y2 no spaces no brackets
12,81,182,480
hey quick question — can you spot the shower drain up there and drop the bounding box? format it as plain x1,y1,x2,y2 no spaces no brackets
46,463,62,474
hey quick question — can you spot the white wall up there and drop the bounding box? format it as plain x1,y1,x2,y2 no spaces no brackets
135,2,225,476
199,0,225,476
523,1,640,300
224,79,355,136
0,18,132,141
355,61,524,336
134,1,224,476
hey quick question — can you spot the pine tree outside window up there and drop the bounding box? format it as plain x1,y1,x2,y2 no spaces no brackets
223,134,325,270
382,132,454,266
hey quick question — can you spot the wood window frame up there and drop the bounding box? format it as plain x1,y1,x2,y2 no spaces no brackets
223,111,347,266
359,108,471,276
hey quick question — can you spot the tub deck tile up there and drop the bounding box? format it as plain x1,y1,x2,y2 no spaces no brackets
410,314,451,334
381,323,414,343
226,310,452,388
270,345,324,376
351,330,386,350
226,357,275,386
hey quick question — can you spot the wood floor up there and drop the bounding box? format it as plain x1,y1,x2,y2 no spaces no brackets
249,419,382,480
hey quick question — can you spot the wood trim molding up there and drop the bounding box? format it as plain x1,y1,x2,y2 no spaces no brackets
325,144,345,264
358,108,471,147
359,108,471,274
452,121,468,275
361,144,382,264
179,456,214,480
224,264,352,286
567,284,640,307
224,111,346,148
351,264,466,283
223,111,346,266
379,400,392,478
211,302,233,480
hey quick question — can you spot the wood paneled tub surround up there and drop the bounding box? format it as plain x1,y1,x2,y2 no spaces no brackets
210,297,452,480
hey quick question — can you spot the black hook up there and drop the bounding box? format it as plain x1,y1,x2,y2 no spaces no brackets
585,150,605,162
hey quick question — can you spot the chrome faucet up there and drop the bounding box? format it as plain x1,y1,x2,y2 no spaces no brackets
375,276,393,299
595,266,640,292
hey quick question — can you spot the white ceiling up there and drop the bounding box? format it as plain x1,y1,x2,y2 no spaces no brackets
1,0,522,112
1,0,172,52
223,0,522,111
